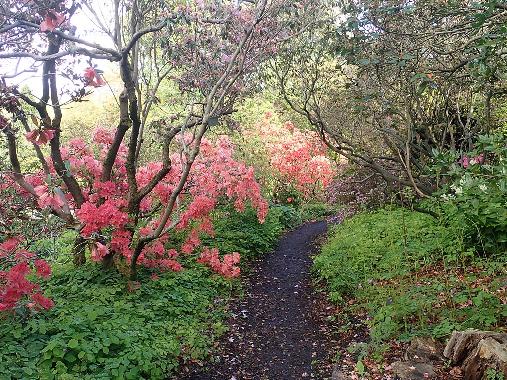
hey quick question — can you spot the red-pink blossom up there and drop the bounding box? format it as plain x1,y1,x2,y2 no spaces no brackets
0,255,53,312
198,248,241,278
30,293,54,309
83,67,106,87
34,259,51,279
34,185,64,210
0,237,21,257
90,242,109,262
40,10,65,32
25,129,55,145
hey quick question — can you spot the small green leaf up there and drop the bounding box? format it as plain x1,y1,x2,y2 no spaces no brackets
356,360,365,375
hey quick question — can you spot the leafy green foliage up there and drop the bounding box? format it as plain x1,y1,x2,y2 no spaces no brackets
314,208,458,300
361,263,506,343
486,368,506,380
314,208,506,346
299,202,337,222
0,206,285,379
433,132,507,254
0,263,229,379
205,205,284,261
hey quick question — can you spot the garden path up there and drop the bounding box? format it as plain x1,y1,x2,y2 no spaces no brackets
183,220,337,380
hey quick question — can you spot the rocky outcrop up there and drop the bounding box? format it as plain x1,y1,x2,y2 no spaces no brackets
444,330,507,380
386,337,441,379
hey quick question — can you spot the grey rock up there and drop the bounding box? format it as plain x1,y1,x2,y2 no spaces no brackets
444,330,507,364
462,337,507,380
405,337,443,362
444,330,507,380
391,361,437,379
331,365,351,380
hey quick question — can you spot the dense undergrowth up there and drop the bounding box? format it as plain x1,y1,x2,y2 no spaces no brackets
1,263,229,380
314,207,507,356
0,205,294,380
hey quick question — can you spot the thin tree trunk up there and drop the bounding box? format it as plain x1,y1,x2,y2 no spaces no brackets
72,235,87,266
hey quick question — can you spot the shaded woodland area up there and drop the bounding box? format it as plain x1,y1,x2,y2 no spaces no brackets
0,1,506,379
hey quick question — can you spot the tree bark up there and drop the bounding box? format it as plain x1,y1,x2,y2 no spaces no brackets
72,235,87,266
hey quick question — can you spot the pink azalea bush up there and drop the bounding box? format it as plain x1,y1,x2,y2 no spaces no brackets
0,238,54,312
246,112,336,202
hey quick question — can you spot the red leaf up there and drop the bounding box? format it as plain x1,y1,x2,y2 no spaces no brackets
25,129,55,146
83,67,96,81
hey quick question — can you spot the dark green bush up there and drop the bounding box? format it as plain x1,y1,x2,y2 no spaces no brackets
431,132,507,254
299,202,337,222
205,205,284,261
271,204,302,229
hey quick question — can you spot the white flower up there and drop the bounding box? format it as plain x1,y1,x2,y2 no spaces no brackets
454,186,463,195
479,184,487,192
441,193,455,201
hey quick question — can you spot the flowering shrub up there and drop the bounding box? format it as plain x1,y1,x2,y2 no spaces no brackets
0,238,53,312
435,133,507,254
245,112,336,203
0,128,267,311
326,163,397,222
58,130,265,267
0,0,312,280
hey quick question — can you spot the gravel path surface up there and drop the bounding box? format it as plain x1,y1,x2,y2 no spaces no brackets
183,221,337,380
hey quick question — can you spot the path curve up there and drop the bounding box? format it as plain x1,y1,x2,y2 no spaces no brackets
184,220,335,380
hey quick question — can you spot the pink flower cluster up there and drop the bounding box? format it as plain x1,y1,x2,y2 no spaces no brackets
252,113,336,199
197,248,241,278
77,200,129,237
460,153,485,168
15,128,267,278
0,238,53,312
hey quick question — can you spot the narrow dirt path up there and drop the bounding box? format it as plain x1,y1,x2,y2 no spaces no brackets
183,221,338,380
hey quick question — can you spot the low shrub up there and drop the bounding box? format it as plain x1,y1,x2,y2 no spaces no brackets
204,205,284,261
432,132,507,254
314,208,459,301
271,204,302,229
298,202,337,222
314,208,506,346
0,263,230,380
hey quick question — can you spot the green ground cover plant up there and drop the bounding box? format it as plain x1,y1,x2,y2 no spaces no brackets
314,208,507,350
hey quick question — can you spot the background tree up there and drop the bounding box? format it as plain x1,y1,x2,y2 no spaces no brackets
273,0,507,199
